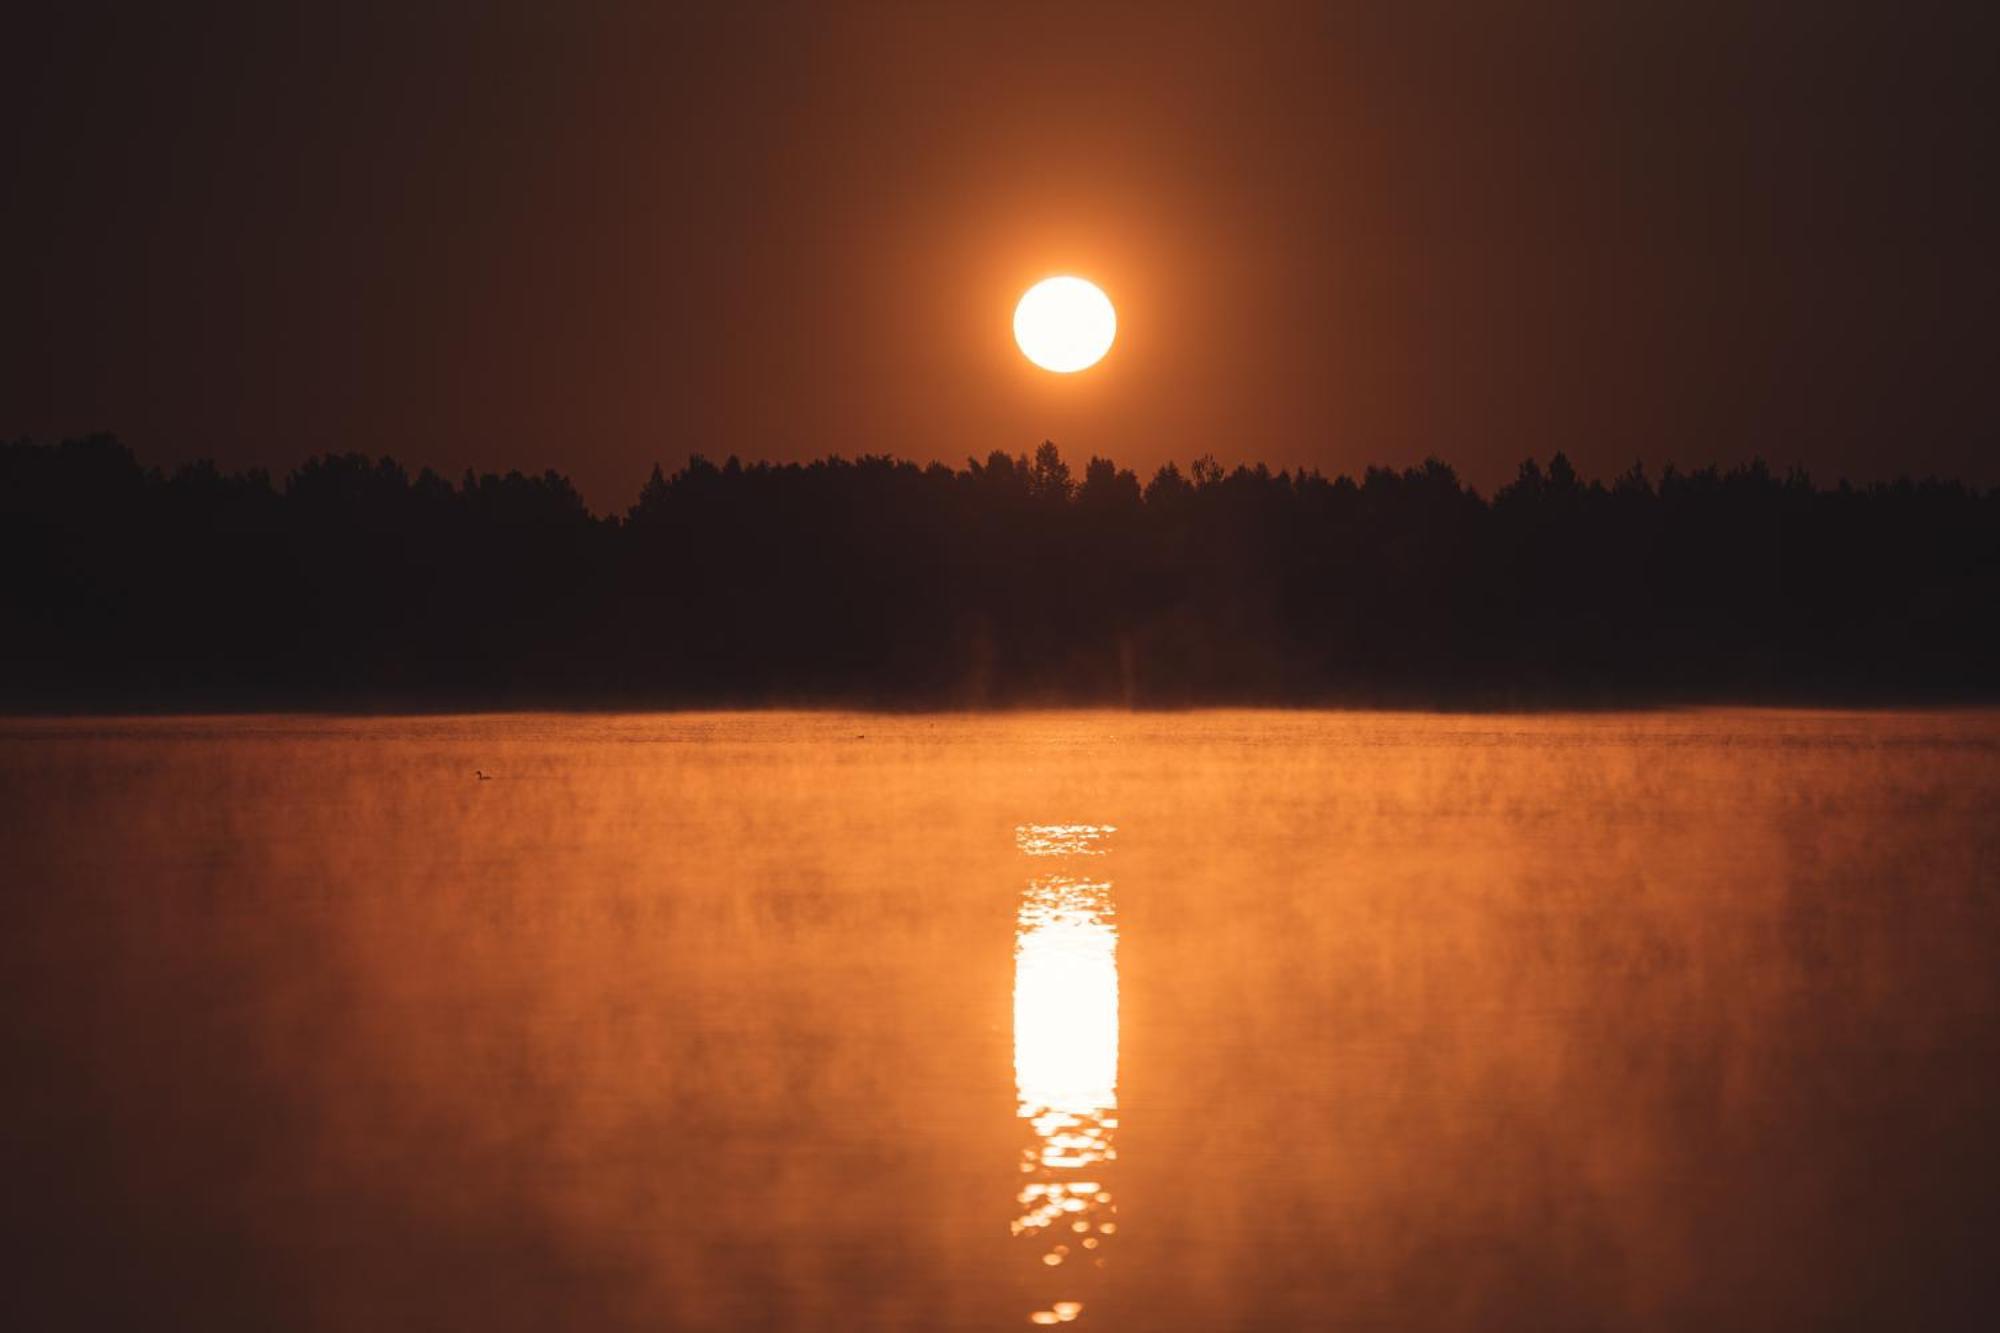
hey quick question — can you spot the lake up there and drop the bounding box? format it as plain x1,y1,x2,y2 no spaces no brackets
2,711,1997,1331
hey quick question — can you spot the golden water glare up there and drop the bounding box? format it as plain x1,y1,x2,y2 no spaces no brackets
1013,824,1119,1326
7,714,1999,1330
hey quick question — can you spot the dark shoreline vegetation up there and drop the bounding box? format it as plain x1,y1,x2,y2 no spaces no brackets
4,434,1995,710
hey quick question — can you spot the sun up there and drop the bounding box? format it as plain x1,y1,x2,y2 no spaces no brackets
1014,276,1116,373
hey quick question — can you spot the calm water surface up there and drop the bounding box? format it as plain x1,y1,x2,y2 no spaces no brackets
2,711,1997,1331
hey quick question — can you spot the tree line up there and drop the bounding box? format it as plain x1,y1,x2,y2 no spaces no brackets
3,434,1994,708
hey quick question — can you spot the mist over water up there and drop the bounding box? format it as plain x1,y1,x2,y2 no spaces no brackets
1,711,1996,1331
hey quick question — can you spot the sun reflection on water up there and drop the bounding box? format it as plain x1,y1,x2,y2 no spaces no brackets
1014,824,1118,1326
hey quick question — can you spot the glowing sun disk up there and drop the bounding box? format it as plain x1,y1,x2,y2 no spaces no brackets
1014,277,1116,373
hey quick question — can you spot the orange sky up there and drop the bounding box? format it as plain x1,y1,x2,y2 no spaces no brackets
5,1,1998,509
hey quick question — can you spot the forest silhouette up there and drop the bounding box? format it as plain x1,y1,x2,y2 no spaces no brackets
3,435,1994,709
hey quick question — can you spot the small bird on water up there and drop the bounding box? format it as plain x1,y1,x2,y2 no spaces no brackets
475,770,492,780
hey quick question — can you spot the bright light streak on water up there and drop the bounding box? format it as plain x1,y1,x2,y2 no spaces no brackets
1015,825,1119,1324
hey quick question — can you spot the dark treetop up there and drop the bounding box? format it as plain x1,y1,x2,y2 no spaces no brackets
4,436,1995,709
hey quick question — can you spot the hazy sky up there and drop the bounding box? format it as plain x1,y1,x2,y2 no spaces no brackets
6,1,1996,508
